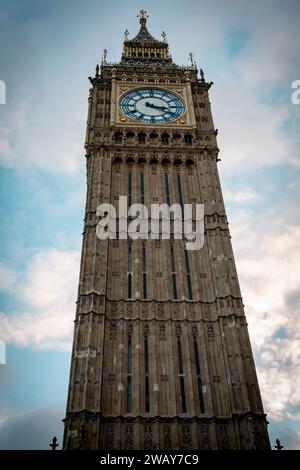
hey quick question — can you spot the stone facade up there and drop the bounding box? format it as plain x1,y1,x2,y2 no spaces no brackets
63,12,270,450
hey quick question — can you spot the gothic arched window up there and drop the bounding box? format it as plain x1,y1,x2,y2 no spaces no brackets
114,132,123,144
161,133,169,144
184,134,193,145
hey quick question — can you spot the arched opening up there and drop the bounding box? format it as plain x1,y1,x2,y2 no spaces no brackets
149,132,158,143
114,132,123,144
138,157,146,165
184,134,193,145
126,132,135,144
126,156,134,164
173,133,181,142
161,133,169,144
138,132,146,144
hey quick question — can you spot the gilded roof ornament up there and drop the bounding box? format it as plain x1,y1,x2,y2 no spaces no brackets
138,9,149,25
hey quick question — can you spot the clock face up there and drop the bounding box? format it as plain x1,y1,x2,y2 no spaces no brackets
119,88,185,124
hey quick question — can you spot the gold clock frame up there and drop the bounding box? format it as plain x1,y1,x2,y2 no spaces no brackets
110,81,196,129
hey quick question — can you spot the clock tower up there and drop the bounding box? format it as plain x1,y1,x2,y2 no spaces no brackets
63,11,270,450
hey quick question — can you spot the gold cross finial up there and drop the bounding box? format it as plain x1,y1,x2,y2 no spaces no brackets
138,9,149,24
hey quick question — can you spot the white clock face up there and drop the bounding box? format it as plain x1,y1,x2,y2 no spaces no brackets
119,88,185,124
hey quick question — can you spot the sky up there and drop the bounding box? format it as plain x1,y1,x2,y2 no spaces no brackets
0,0,300,450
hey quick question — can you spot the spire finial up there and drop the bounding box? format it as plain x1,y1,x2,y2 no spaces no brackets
50,436,59,451
101,49,108,66
189,52,195,66
138,9,149,26
274,438,284,451
161,30,167,43
124,29,129,41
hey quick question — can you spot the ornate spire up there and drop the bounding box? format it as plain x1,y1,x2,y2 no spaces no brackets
129,12,163,45
121,11,172,64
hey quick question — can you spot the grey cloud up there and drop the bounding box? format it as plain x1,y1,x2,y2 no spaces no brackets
0,406,64,450
285,287,300,310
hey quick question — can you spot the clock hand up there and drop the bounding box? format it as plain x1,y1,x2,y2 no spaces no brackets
145,101,168,111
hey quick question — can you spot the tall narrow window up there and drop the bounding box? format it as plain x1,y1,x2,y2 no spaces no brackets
172,274,178,300
170,245,176,272
142,244,147,299
144,337,150,412
184,249,190,273
177,339,186,413
140,173,145,217
143,273,147,299
140,173,144,205
177,339,184,374
170,245,178,300
164,173,170,205
128,274,132,299
184,249,193,300
127,338,132,373
193,341,205,413
128,173,132,209
127,337,133,412
128,244,132,272
142,244,146,271
187,275,193,299
177,174,184,211
128,244,132,299
127,376,132,412
180,377,187,413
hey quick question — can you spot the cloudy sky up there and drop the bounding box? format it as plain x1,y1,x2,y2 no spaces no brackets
0,0,300,450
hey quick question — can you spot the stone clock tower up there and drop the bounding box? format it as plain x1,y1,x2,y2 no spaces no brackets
63,11,270,450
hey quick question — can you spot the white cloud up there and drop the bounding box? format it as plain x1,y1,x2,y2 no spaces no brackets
208,2,300,174
230,207,300,423
213,73,293,173
223,187,260,203
0,249,80,351
0,261,17,293
0,106,84,174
